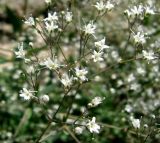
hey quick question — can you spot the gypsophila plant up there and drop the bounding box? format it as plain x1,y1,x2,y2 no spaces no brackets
1,0,160,143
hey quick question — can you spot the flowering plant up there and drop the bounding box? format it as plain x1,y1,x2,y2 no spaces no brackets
0,0,160,143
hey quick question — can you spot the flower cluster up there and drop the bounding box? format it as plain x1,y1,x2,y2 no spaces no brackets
40,57,60,70
91,38,109,62
124,4,155,19
94,1,114,12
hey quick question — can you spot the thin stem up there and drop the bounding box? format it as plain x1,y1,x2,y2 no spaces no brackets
64,84,81,121
63,126,81,143
79,32,84,58
35,87,71,142
33,25,47,44
35,121,52,143
82,35,90,56
52,88,71,119
123,16,131,57
57,43,68,63
73,108,88,125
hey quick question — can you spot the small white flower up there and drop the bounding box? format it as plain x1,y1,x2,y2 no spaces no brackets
45,0,51,4
124,5,144,18
105,1,114,11
124,9,132,17
94,1,106,11
88,96,105,107
131,5,144,16
94,1,114,11
117,80,123,87
61,73,73,88
19,88,34,100
133,32,146,44
40,95,49,103
44,12,58,22
92,50,104,62
144,124,148,128
127,73,135,83
15,42,25,59
24,16,35,26
65,11,73,22
83,21,96,36
75,67,88,82
145,6,155,15
95,38,109,50
75,127,84,134
142,50,156,61
137,67,145,75
40,57,60,70
87,117,100,134
130,82,140,91
124,104,133,113
45,21,58,32
131,117,140,129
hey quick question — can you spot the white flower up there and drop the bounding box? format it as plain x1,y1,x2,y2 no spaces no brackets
75,67,88,82
44,12,58,22
142,50,156,61
92,50,104,62
83,21,96,36
137,67,145,75
19,88,34,100
75,127,84,134
131,117,140,129
45,21,58,32
61,73,73,88
125,5,144,18
130,82,140,91
40,57,60,70
24,16,35,26
40,95,49,103
133,32,146,44
131,5,144,16
94,1,106,11
87,117,100,134
145,6,155,15
124,104,132,113
127,73,135,83
15,42,25,59
45,0,51,4
94,1,114,11
88,96,105,107
105,1,114,11
124,9,132,17
65,11,73,22
95,38,109,50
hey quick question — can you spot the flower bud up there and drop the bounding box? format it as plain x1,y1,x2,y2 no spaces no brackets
75,127,83,135
40,95,49,103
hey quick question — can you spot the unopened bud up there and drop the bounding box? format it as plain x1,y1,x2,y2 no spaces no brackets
75,127,83,134
40,95,49,103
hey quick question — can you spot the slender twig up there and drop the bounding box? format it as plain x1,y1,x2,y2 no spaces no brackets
49,32,54,58
73,108,88,125
79,32,84,58
82,35,90,56
64,84,81,121
52,88,72,119
63,125,81,143
57,43,68,63
35,121,52,143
